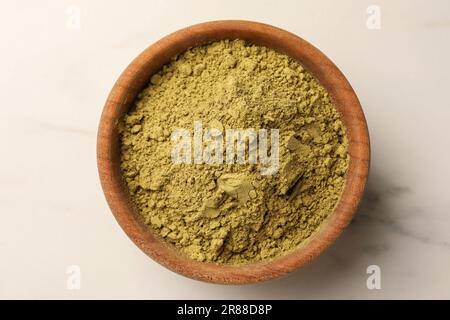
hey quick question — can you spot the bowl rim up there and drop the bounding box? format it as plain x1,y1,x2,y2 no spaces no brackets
97,20,370,284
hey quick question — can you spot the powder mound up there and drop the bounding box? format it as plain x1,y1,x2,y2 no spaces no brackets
119,39,349,264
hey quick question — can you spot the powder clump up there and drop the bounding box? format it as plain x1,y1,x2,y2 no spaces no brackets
119,40,349,264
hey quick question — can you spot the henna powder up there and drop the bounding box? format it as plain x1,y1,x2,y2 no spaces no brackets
119,40,349,264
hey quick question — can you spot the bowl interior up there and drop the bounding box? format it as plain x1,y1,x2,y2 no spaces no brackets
97,20,370,284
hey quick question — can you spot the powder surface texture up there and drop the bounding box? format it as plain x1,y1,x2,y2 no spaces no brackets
119,40,349,264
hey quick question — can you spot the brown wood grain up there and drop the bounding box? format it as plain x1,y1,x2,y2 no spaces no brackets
97,20,370,284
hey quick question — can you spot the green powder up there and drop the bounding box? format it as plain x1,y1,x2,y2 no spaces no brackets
119,40,349,264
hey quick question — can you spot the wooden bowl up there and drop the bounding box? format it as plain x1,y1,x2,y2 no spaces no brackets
97,20,370,284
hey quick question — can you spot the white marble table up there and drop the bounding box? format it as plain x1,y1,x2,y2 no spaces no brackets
1,0,449,299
